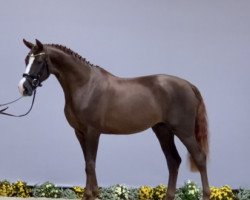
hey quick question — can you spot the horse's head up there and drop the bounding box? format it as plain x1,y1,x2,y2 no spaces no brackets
18,39,50,96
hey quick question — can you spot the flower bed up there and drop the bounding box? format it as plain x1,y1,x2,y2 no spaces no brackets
0,180,249,199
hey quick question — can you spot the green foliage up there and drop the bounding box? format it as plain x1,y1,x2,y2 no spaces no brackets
128,187,139,200
99,184,139,200
175,180,201,200
99,186,114,199
236,189,250,200
33,182,62,198
99,184,129,200
111,184,129,200
61,188,78,199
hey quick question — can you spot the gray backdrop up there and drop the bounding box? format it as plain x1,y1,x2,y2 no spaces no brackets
0,0,249,188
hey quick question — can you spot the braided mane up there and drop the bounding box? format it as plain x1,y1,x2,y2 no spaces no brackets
46,43,95,67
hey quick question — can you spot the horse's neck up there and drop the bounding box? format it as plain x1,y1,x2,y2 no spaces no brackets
48,50,92,100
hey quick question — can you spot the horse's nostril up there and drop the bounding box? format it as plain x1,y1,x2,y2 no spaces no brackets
23,84,33,96
22,85,28,95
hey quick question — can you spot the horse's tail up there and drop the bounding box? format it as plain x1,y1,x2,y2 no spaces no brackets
189,84,209,172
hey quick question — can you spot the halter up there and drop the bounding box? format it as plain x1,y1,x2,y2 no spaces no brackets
0,52,48,117
30,52,46,57
22,52,48,88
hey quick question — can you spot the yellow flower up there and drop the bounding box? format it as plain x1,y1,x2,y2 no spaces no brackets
139,186,153,200
210,185,235,200
72,186,84,198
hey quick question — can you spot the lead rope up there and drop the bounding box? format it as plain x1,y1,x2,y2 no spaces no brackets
0,96,23,107
0,90,36,117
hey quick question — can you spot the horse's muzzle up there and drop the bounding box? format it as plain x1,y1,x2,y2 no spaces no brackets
18,78,33,96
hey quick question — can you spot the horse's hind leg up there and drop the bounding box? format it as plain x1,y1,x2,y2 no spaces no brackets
176,128,210,200
152,123,181,200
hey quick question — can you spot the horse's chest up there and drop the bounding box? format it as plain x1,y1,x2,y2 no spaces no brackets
64,105,86,131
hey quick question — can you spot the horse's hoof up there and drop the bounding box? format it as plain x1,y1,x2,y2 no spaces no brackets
82,197,96,200
83,190,98,200
165,193,175,200
93,190,99,198
83,191,93,200
202,196,210,200
164,195,174,200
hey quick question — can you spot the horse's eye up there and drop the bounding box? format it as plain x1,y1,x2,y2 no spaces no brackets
36,59,43,64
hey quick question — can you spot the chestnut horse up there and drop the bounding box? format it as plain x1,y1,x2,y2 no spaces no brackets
18,39,210,200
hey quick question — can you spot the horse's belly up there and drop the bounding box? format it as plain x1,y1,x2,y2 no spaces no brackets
102,120,154,134
102,107,161,134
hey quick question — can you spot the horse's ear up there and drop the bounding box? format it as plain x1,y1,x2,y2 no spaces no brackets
35,39,44,50
23,39,34,49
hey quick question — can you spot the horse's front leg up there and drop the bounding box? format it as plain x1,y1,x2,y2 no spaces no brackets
75,128,100,200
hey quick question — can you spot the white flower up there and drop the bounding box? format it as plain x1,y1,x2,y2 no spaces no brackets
116,187,122,195
188,190,195,195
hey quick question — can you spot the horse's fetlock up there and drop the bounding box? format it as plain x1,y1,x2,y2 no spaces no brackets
84,190,91,197
92,187,99,197
203,189,211,200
